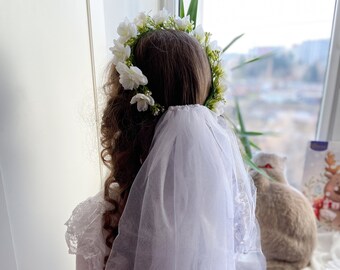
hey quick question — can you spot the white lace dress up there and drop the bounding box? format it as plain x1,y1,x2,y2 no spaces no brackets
65,191,112,270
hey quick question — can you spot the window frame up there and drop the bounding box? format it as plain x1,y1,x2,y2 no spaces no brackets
317,0,340,141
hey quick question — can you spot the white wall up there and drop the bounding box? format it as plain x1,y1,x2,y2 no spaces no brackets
0,0,170,269
0,1,101,269
0,173,17,270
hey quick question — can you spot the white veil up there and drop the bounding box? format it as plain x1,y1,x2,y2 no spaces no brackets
106,104,266,270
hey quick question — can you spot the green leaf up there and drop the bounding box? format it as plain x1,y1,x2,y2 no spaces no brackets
179,0,185,18
235,99,245,132
237,131,264,137
222,33,244,53
187,0,198,27
235,98,252,159
237,131,275,137
232,52,273,70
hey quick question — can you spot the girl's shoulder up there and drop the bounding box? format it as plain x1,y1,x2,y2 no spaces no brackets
65,185,119,269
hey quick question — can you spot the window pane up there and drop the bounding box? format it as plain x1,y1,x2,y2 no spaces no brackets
200,0,336,187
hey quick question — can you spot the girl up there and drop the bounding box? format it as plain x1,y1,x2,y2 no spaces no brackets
66,11,265,270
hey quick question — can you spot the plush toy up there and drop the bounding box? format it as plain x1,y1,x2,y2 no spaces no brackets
313,152,340,229
250,152,317,270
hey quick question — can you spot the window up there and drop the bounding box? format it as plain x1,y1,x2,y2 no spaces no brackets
196,0,337,187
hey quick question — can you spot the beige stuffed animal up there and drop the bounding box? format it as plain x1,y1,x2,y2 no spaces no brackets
250,152,317,270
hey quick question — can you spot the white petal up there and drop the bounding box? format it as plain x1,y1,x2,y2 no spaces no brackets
193,25,205,42
129,24,137,37
117,18,129,36
116,64,147,90
115,62,129,75
134,12,147,27
120,76,135,90
130,66,148,86
111,40,131,64
130,93,145,104
153,8,170,24
147,95,155,106
137,100,148,111
117,18,137,42
130,95,138,104
210,40,221,51
174,16,191,30
118,36,128,43
130,93,155,111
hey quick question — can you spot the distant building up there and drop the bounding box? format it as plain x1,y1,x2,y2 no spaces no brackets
293,39,330,65
248,46,284,56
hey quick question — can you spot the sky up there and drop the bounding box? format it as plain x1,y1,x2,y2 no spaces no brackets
196,0,336,53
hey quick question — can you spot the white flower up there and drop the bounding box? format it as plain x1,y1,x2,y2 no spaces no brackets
192,25,205,43
134,12,148,28
116,62,148,90
174,16,192,31
130,93,155,112
117,18,138,43
153,8,170,25
109,40,131,65
210,40,221,51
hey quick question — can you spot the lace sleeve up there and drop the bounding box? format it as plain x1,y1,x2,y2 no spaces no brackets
65,191,111,269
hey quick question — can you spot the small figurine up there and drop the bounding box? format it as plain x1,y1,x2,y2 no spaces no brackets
313,152,340,229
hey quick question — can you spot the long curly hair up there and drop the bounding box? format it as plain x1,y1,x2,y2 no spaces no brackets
100,29,211,266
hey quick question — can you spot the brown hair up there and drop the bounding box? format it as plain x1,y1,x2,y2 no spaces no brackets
100,29,211,266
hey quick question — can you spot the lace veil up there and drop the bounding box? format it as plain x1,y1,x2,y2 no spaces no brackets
65,105,265,269
104,105,266,269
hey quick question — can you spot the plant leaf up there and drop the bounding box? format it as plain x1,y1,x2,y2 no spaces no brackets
222,33,244,53
237,131,275,137
235,98,252,159
232,52,273,70
179,0,185,18
187,0,198,27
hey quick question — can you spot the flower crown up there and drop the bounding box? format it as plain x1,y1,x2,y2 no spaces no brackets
110,9,228,116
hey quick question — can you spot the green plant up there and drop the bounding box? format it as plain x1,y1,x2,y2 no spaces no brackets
233,98,275,179
180,0,198,27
